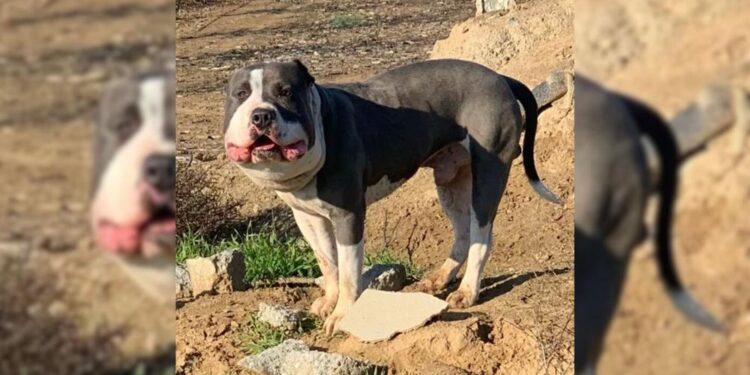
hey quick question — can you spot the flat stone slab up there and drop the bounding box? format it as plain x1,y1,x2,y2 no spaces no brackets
338,289,448,342
237,339,380,375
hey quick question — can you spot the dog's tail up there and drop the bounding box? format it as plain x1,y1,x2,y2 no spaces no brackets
624,97,724,332
505,76,561,204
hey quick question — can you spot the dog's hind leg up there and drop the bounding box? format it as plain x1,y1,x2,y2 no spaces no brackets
446,138,511,309
416,162,472,294
292,208,339,318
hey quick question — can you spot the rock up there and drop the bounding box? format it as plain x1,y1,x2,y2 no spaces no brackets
237,339,380,375
476,0,514,15
338,290,448,342
184,249,247,297
531,70,571,109
257,303,301,332
185,257,217,297
211,249,247,293
176,264,192,299
315,264,407,292
361,264,407,291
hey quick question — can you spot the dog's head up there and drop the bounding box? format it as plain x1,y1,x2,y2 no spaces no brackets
223,60,324,189
91,71,176,258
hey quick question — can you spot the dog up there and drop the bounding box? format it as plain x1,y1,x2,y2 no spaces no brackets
574,76,722,374
91,68,176,300
223,59,559,334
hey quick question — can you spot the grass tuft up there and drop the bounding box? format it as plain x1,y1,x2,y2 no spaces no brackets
365,247,425,280
330,13,363,29
177,228,320,286
240,313,322,355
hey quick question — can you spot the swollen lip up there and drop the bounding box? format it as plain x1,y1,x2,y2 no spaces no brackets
96,217,175,256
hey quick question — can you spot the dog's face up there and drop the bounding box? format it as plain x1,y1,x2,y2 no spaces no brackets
223,60,320,169
91,71,176,258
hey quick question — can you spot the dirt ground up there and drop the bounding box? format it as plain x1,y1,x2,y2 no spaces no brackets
175,0,573,374
0,0,175,372
577,0,750,373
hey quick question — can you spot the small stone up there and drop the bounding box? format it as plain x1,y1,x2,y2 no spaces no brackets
257,303,301,332
362,264,407,291
176,264,192,299
315,264,407,292
237,339,381,375
185,257,217,297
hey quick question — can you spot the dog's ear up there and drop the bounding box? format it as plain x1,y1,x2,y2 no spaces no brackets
293,59,315,85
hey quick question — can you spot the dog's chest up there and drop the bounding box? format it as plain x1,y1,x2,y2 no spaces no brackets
276,181,337,218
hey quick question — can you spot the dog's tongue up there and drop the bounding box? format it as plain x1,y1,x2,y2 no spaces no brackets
281,141,307,160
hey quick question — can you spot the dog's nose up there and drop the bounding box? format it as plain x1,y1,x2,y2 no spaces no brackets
143,153,175,193
250,108,276,130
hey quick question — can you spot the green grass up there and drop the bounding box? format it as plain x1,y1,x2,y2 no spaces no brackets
365,247,425,280
240,313,322,355
177,229,320,286
330,13,363,29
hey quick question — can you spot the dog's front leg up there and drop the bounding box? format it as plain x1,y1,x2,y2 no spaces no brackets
292,208,339,318
324,209,365,335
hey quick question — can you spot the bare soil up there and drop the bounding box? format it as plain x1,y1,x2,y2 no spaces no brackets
577,0,750,373
175,0,574,374
0,0,175,372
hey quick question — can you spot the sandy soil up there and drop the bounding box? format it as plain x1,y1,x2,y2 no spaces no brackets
577,0,750,373
175,0,574,374
0,0,175,372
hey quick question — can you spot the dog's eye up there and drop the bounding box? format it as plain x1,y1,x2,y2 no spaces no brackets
235,90,249,100
278,87,292,98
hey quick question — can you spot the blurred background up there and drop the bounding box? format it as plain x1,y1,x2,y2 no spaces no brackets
577,0,750,373
0,0,175,373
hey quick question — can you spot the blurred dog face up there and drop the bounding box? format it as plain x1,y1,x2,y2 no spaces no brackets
91,71,176,258
223,60,324,187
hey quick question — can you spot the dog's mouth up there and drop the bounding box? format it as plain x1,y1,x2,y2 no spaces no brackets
96,207,175,258
227,135,307,163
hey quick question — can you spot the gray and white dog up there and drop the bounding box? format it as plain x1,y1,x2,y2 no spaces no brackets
223,59,559,333
91,69,176,260
575,76,722,374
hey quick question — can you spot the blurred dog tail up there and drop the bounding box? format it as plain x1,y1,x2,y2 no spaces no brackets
624,97,724,332
505,76,561,204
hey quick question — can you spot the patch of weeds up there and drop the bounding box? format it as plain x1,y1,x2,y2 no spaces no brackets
176,165,241,240
365,247,425,281
177,228,320,286
240,313,321,355
330,13,363,29
241,315,287,355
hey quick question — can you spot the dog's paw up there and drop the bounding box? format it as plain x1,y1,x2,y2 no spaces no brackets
414,269,451,294
446,287,477,309
310,296,336,318
323,304,351,336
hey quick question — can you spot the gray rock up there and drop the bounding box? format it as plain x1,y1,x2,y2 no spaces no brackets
211,249,247,292
362,264,407,292
176,264,192,299
257,303,301,332
476,0,515,15
237,339,381,375
315,264,407,292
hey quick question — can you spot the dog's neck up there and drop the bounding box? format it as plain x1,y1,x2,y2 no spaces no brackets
237,85,327,192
